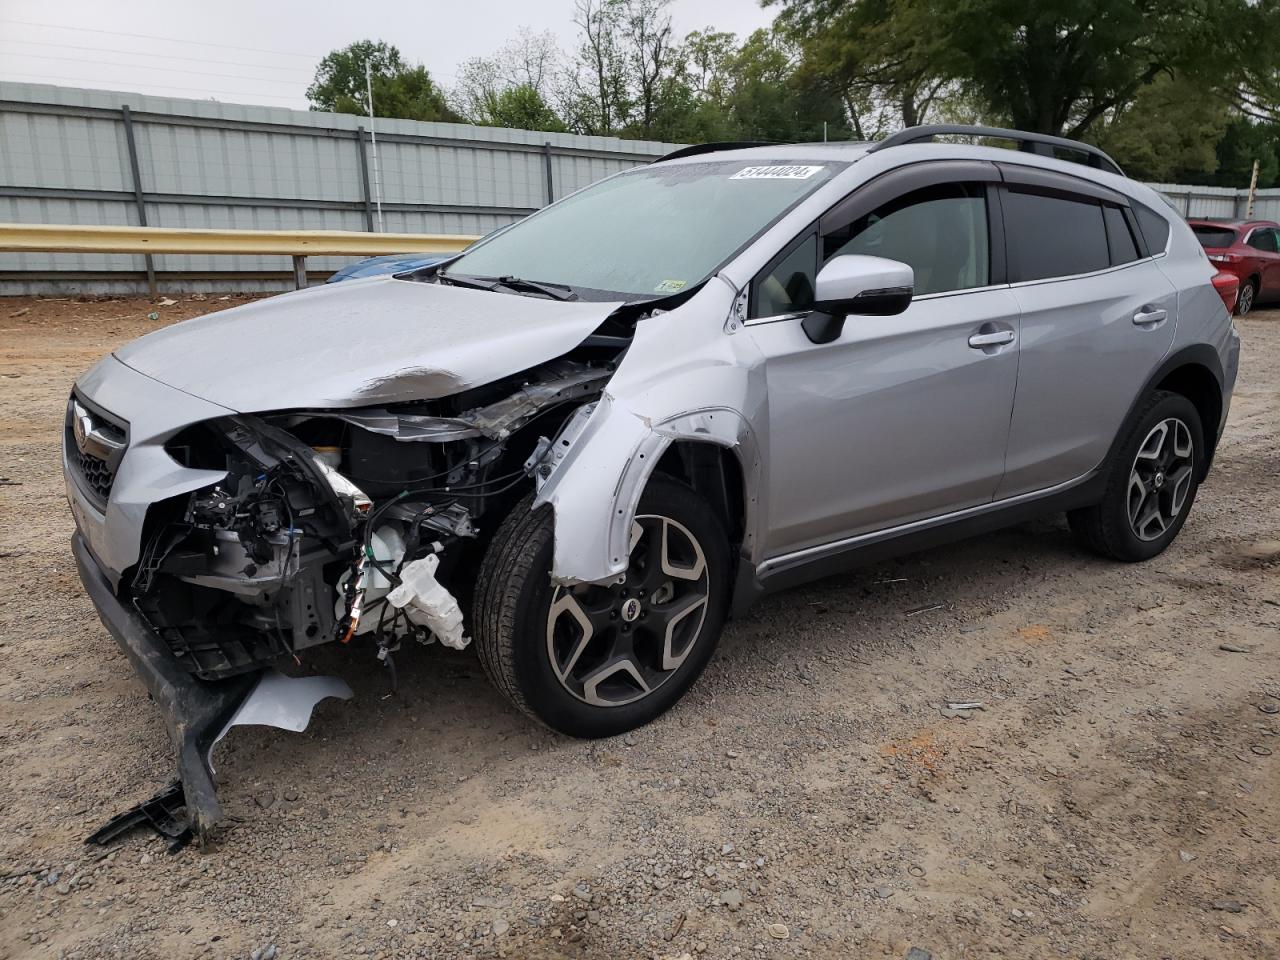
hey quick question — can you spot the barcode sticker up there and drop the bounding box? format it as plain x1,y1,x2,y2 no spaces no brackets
730,165,825,180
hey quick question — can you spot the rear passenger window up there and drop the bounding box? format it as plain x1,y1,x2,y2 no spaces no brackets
1004,190,1109,281
1103,205,1140,265
1133,202,1171,254
1247,228,1278,253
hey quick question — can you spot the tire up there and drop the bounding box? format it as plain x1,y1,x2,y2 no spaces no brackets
1068,390,1204,562
474,476,730,738
1235,277,1256,316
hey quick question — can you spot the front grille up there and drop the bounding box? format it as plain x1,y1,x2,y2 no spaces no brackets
71,446,116,502
65,394,128,509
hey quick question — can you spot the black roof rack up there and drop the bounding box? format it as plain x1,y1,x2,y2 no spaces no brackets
867,124,1124,177
655,141,780,163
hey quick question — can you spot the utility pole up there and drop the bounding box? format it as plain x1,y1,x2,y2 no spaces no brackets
1246,159,1260,219
365,60,385,232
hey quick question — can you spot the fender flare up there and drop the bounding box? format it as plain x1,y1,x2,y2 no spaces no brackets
1102,343,1226,478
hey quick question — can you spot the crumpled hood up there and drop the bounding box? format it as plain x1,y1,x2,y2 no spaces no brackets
114,276,622,411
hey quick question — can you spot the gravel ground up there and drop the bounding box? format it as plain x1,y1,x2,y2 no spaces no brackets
0,295,1277,960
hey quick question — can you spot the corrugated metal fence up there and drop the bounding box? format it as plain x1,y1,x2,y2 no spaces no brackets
3,82,1278,295
0,82,678,294
1148,182,1280,221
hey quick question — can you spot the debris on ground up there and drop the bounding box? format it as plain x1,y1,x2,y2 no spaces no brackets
905,602,946,617
718,889,744,911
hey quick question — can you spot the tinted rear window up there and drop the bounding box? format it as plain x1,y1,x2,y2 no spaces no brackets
1103,205,1140,265
1192,225,1238,248
1004,190,1109,282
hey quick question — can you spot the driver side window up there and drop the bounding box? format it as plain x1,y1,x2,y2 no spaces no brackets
748,180,993,319
822,182,990,296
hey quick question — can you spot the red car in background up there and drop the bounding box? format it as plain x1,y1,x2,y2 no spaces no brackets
1187,217,1280,315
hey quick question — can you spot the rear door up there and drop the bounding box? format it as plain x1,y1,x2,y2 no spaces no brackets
1245,226,1280,296
995,164,1178,499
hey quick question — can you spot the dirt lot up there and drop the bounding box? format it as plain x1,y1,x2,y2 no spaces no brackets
0,295,1277,960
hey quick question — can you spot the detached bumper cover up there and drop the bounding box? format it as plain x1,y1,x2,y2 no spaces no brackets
74,533,257,836
74,534,353,839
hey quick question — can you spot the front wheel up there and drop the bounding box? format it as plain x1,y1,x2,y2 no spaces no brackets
1068,390,1204,562
474,476,730,738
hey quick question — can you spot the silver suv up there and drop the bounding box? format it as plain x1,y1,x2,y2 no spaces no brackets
64,125,1239,835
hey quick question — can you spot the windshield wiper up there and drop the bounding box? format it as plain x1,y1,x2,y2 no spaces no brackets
491,276,578,301
439,272,578,301
437,272,500,292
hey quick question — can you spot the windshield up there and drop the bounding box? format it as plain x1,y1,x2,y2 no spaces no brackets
444,159,844,298
1191,225,1237,248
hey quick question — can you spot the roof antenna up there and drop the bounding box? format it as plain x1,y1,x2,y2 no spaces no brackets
365,59,385,233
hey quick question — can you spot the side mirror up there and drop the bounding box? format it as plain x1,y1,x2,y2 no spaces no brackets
802,255,914,344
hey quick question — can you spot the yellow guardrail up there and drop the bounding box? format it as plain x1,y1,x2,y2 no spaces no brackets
0,222,480,256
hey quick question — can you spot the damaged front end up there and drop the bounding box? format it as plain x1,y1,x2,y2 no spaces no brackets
84,358,618,842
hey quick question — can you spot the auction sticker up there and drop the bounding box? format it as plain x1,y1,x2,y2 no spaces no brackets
730,165,825,180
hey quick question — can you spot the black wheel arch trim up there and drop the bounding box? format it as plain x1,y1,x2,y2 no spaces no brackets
1107,344,1226,480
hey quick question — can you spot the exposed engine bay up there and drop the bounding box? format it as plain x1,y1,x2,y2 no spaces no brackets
129,356,618,684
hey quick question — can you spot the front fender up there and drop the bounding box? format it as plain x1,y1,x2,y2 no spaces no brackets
535,395,762,584
533,277,767,585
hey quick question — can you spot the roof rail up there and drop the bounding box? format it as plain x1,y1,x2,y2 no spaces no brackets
867,124,1124,177
655,141,780,163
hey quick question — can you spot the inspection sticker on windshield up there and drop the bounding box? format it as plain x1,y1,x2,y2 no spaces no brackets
654,279,687,293
730,165,825,180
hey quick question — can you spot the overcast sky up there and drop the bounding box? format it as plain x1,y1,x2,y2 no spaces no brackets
0,0,775,111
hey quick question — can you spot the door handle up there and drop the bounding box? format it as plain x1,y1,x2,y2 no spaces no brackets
1132,307,1168,326
968,329,1015,348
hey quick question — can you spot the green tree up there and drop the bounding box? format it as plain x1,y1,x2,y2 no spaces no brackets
308,40,460,122
487,85,568,132
777,0,947,134
564,0,631,134
723,29,847,142
1213,119,1280,189
453,30,567,132
682,29,737,103
622,0,676,137
1095,77,1229,183
773,0,1264,139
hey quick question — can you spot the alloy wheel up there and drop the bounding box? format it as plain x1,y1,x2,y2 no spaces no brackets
546,514,710,707
1237,281,1254,316
1126,417,1195,541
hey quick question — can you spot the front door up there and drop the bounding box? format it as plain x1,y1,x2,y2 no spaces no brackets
744,174,1021,559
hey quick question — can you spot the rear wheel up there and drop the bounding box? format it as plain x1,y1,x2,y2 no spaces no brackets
474,476,729,737
1235,277,1256,316
1069,390,1204,562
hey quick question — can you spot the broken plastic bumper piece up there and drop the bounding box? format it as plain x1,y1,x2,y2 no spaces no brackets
73,534,351,844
